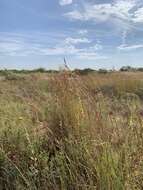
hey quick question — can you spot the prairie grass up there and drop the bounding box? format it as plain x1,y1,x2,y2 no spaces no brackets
0,71,143,189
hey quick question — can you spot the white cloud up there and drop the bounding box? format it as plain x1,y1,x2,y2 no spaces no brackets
66,10,84,20
78,30,88,35
133,7,143,23
65,0,143,25
65,37,90,44
59,0,72,6
65,1,134,21
118,44,143,50
91,44,102,51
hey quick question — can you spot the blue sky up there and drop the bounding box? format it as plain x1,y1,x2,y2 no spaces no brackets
0,0,143,69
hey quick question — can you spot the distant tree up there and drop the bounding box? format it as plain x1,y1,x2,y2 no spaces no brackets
74,68,95,75
32,68,46,73
120,66,136,72
137,67,143,72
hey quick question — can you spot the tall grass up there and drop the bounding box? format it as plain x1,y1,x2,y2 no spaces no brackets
0,71,143,189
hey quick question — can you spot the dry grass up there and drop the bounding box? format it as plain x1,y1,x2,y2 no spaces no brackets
0,71,143,189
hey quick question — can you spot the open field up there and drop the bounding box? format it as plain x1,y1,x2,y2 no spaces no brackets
0,71,143,189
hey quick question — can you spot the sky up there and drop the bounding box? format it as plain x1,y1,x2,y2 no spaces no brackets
0,0,143,69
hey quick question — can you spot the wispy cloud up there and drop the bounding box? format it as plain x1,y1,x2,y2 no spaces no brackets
64,0,143,52
78,30,88,35
59,0,72,6
75,45,106,60
77,53,107,60
33,43,105,60
118,44,143,51
0,32,105,60
65,37,90,45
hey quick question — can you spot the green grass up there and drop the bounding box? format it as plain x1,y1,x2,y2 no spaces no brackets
0,71,143,189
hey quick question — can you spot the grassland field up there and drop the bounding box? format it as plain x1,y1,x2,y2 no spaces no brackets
0,70,143,190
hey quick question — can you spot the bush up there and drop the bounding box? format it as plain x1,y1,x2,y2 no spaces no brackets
1,70,23,80
32,68,46,73
74,68,95,75
98,69,108,74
